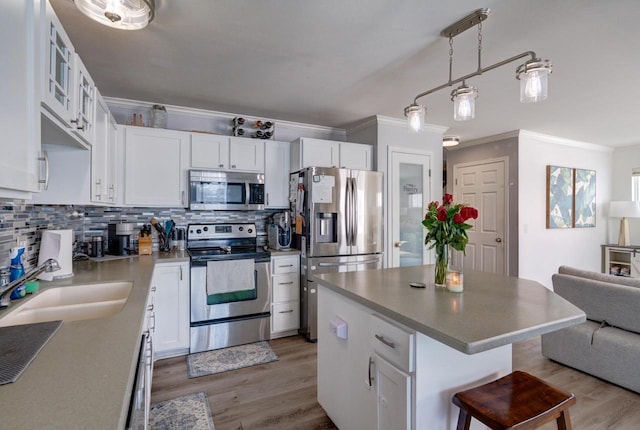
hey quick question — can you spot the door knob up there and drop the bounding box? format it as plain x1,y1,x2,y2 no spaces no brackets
394,241,407,248
495,238,503,243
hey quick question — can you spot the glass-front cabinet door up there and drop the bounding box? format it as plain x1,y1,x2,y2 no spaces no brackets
73,54,95,143
43,3,74,126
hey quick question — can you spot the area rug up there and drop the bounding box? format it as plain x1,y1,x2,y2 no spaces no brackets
187,341,278,378
149,392,215,430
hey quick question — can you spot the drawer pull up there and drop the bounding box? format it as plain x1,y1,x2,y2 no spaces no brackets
374,334,396,349
279,309,294,314
278,281,294,285
279,264,294,268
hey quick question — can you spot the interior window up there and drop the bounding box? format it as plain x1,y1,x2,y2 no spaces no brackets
632,168,640,201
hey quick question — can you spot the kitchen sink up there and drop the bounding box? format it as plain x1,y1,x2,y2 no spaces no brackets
0,282,133,327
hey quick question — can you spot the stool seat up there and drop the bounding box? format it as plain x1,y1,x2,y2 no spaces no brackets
452,371,576,430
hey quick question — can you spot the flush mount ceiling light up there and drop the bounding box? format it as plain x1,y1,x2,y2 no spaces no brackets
404,8,552,132
74,0,155,30
442,136,460,147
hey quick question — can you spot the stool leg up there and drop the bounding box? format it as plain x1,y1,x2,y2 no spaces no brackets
556,410,573,430
456,410,472,430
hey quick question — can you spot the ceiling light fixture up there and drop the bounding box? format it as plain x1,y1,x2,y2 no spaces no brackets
442,136,460,147
74,0,155,30
405,8,552,132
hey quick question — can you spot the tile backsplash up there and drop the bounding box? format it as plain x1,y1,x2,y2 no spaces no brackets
0,199,282,270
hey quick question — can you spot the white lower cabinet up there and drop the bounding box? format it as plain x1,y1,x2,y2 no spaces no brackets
374,355,412,430
270,254,300,338
153,262,190,358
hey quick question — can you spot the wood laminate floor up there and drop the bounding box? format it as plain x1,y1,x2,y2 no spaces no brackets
152,335,640,430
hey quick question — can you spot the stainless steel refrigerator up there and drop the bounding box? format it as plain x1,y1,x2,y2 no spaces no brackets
292,167,384,341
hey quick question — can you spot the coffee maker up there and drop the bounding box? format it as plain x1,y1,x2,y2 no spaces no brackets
107,222,135,256
268,212,292,250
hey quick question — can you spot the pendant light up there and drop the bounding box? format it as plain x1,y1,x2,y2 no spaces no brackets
451,83,478,121
404,8,552,132
74,0,155,30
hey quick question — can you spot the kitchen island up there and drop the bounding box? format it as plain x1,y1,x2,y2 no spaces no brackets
313,265,586,430
0,252,189,429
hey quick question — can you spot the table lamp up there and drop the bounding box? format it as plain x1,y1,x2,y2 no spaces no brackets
608,201,640,246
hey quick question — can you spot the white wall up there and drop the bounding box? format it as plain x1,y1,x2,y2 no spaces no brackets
611,145,640,244
518,131,612,288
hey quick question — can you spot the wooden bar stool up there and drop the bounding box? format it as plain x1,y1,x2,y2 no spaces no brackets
452,371,576,430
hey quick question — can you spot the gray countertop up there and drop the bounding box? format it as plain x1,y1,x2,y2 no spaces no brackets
313,265,586,355
0,251,189,429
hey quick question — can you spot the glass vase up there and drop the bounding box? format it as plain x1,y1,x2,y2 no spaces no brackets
434,243,450,287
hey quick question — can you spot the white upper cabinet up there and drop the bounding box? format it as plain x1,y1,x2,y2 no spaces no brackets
290,137,373,172
190,135,265,173
42,1,75,127
0,0,43,197
124,126,190,207
229,137,265,172
264,140,290,208
191,134,230,169
71,54,96,144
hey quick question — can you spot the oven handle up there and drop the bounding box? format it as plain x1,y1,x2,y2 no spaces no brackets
317,258,380,267
245,181,250,208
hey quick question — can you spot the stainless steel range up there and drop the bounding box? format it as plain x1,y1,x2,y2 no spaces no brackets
187,223,271,353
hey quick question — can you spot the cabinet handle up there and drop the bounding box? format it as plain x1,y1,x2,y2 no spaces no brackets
278,281,294,285
232,164,237,169
95,179,102,200
374,334,396,349
219,164,224,168
70,118,85,131
180,266,183,281
279,309,294,314
108,185,115,201
147,304,154,311
151,286,156,292
266,193,269,206
279,264,294,268
181,191,185,205
38,151,50,190
367,356,374,388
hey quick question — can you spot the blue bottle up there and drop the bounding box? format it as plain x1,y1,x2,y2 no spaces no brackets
9,247,26,299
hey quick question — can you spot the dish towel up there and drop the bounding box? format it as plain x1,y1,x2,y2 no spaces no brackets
206,259,255,295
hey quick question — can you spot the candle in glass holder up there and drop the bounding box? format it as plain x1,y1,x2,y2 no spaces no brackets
446,270,463,292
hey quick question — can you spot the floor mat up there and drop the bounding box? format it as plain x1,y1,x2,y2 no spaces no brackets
187,341,278,378
150,392,215,430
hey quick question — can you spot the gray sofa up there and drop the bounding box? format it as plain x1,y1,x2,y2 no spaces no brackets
541,265,640,393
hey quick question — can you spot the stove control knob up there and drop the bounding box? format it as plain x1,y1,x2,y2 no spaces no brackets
203,226,209,231
239,226,244,231
196,229,202,234
248,228,253,234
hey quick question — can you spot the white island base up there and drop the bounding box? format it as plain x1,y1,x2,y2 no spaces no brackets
318,286,511,430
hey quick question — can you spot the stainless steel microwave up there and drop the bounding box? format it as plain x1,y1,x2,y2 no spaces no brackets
189,170,265,210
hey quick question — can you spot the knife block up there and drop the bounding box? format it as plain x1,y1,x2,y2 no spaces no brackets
138,235,152,255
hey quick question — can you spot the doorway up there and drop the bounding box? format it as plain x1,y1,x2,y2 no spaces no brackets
388,147,432,267
452,157,508,275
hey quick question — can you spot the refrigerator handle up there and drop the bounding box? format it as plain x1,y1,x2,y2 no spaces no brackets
351,177,358,245
345,176,352,246
317,257,381,267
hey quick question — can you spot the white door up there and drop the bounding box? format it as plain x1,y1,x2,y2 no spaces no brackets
389,149,431,267
452,158,507,275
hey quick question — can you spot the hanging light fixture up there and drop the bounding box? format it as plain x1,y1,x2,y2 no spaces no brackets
451,83,478,121
404,104,426,133
443,136,460,147
74,0,155,30
404,8,552,131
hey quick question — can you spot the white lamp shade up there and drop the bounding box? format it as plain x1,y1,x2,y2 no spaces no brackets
75,0,154,30
608,201,640,218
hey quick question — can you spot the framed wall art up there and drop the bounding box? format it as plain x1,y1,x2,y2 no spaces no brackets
546,165,596,229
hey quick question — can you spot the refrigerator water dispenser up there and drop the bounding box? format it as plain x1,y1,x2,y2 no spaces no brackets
315,212,337,243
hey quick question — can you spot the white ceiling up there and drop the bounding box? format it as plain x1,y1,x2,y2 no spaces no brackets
51,0,640,147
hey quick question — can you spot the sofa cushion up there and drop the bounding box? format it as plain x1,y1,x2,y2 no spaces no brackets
541,321,640,394
558,265,640,288
552,273,640,334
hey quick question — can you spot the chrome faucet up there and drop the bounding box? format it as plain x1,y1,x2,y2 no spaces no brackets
0,258,61,308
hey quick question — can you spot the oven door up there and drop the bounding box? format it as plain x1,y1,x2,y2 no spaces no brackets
191,260,270,322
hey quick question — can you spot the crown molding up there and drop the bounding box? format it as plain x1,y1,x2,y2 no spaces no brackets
519,130,613,153
103,97,344,136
